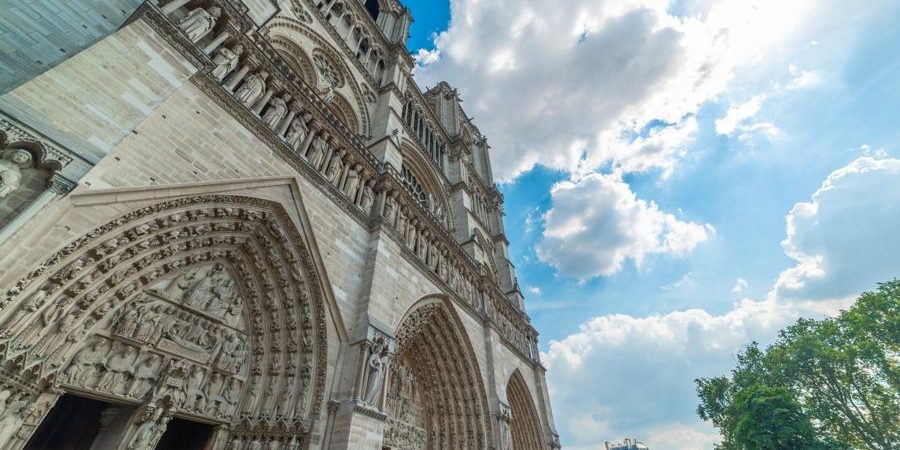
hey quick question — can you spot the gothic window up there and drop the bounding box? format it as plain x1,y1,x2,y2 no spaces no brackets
401,165,429,208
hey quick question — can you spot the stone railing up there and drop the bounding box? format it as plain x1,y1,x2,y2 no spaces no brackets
146,0,541,365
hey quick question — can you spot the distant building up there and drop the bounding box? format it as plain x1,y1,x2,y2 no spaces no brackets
606,438,651,450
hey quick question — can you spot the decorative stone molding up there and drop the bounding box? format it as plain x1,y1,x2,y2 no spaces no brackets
0,195,330,441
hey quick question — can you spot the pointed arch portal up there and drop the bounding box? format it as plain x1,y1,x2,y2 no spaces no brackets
383,297,490,450
0,195,329,449
507,370,543,450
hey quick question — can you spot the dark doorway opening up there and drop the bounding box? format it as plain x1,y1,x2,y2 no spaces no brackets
154,417,213,450
23,394,108,450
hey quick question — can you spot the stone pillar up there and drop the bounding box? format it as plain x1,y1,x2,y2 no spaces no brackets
115,404,174,450
160,0,192,15
224,66,250,91
252,90,274,115
203,31,230,54
494,401,513,450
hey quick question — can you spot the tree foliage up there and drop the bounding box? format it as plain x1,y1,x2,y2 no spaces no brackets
695,280,900,450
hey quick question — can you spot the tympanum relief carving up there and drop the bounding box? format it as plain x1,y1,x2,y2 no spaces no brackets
0,196,329,447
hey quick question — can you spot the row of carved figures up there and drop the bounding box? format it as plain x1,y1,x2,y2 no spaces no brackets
206,39,380,218
63,336,243,420
162,3,541,364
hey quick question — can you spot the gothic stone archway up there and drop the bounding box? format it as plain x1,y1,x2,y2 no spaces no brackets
0,195,329,449
506,370,543,450
383,297,490,450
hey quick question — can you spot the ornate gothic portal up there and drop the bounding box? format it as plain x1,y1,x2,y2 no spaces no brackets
0,195,328,450
507,371,544,450
383,298,490,450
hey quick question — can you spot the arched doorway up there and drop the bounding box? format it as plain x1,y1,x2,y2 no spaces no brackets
0,195,329,449
507,370,543,450
383,297,490,450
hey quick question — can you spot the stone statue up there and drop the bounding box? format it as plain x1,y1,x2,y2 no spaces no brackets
211,44,243,81
360,182,375,214
235,71,269,108
261,95,291,129
308,137,327,169
343,165,360,200
0,397,28,449
128,406,165,450
178,7,221,43
324,152,343,184
362,336,389,405
0,149,32,199
284,118,308,149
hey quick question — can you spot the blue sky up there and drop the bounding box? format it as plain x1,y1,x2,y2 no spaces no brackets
407,1,900,448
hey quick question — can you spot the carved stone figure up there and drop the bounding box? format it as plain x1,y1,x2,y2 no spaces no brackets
128,406,165,450
0,149,31,199
360,182,374,214
324,152,343,184
178,7,221,42
362,336,389,405
307,136,328,169
343,165,360,200
0,396,28,448
284,118,308,148
235,71,269,108
98,345,138,393
261,95,291,129
211,44,243,81
129,353,162,398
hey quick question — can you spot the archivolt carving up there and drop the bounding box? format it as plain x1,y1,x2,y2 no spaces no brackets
270,35,318,87
506,370,543,450
0,195,329,438
386,297,490,450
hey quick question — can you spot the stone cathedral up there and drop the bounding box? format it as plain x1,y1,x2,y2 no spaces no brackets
0,0,559,449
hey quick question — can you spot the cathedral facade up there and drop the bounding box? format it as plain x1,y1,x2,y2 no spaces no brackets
0,0,558,449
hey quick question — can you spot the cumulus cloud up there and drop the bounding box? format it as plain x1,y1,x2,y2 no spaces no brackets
544,298,797,450
543,155,900,449
774,156,900,301
536,173,714,280
414,0,816,180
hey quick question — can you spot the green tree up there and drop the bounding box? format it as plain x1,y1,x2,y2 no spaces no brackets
696,280,900,450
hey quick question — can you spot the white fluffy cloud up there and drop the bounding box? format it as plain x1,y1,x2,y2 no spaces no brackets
774,156,900,301
536,173,714,279
544,299,797,450
543,155,900,449
415,0,816,180
715,96,764,136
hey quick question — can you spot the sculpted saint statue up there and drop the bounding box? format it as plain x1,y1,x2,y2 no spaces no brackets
128,407,165,450
325,152,343,184
178,7,221,42
362,336,389,405
0,149,32,199
261,95,291,129
285,118,308,149
235,71,269,108
343,165,360,200
0,397,28,448
211,44,243,81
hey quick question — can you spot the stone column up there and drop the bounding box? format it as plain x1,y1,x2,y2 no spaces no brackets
278,109,298,137
160,0,192,15
252,90,274,115
203,31,230,54
223,66,250,91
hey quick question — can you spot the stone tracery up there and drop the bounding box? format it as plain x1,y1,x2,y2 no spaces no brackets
0,195,329,449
